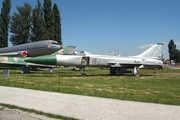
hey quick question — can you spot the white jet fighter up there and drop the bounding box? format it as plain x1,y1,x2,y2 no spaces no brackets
25,43,164,76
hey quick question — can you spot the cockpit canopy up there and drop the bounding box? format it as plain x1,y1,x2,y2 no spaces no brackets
70,50,91,56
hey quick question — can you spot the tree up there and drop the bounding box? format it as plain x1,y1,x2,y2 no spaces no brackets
43,0,54,40
0,0,11,47
168,39,176,60
174,49,180,62
53,3,62,44
10,3,32,45
31,0,48,42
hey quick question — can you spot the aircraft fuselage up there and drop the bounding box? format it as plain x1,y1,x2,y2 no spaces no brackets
25,54,163,68
0,40,61,57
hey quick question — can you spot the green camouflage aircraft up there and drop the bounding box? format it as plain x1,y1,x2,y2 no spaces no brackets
0,46,76,73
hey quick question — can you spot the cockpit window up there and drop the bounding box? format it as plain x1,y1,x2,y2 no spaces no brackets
71,50,85,55
80,51,84,54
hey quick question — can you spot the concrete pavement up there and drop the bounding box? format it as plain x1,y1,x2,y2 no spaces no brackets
0,105,58,120
0,86,180,120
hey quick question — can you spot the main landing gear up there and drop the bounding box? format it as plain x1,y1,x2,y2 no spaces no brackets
109,67,141,76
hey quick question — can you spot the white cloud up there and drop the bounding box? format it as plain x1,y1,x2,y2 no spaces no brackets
175,42,180,46
138,44,154,49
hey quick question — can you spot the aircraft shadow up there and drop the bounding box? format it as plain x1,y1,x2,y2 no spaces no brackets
78,73,157,77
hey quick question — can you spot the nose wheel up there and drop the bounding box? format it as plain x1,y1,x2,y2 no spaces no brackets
79,68,86,76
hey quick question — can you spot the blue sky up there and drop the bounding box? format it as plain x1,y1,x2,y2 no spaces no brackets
1,0,180,58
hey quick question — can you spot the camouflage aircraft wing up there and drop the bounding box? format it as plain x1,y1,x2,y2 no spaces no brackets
1,61,53,68
0,56,53,68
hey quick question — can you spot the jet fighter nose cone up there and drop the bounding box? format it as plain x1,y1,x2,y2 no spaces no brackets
25,55,57,65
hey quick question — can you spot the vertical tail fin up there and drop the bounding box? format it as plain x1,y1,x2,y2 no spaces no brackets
135,43,164,59
63,46,76,54
52,46,76,55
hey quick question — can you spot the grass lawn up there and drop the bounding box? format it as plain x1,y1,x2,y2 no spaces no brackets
0,67,180,105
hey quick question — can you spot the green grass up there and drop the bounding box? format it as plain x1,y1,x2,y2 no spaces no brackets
0,67,180,105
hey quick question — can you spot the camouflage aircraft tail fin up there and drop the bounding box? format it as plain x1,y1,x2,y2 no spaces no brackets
52,46,76,55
